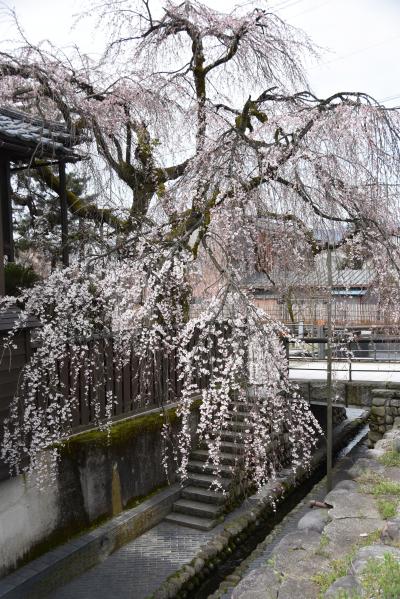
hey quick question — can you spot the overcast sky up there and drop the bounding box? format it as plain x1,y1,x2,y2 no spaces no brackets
1,0,400,105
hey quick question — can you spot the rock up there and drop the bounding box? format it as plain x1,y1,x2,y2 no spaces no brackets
332,479,358,492
347,458,385,479
324,575,362,598
392,437,400,453
381,519,400,545
351,544,400,576
278,576,318,598
368,430,383,444
297,509,331,533
231,566,281,599
374,438,396,452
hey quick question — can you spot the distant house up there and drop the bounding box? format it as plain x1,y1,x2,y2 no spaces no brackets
242,250,379,327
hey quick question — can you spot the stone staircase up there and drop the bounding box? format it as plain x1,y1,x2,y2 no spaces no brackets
165,404,249,531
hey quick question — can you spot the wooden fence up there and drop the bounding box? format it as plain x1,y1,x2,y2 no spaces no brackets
254,298,397,327
0,323,218,480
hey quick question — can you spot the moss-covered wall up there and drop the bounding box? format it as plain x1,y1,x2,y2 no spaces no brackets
0,401,200,577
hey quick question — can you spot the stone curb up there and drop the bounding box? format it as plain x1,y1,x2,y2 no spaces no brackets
149,411,370,599
0,484,181,599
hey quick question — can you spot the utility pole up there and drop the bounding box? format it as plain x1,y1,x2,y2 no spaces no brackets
326,242,333,492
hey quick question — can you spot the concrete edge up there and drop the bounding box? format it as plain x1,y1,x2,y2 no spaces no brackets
149,411,370,599
0,484,181,599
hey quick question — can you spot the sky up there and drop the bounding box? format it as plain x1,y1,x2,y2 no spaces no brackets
0,0,399,105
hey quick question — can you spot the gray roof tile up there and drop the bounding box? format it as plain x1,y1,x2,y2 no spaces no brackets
0,107,82,160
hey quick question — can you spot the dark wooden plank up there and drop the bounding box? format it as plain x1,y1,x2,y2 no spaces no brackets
131,353,140,413
114,353,123,417
104,338,114,418
93,337,106,421
78,345,90,426
58,353,70,426
0,353,26,372
122,356,131,415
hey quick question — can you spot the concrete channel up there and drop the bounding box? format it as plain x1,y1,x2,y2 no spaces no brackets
0,408,368,599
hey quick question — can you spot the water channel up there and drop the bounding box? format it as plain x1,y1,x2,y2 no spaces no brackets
193,408,368,599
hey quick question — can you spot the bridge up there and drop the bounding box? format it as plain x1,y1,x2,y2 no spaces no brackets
289,359,400,383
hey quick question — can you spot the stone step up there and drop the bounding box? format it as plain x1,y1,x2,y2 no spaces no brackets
191,449,240,466
181,485,226,505
164,511,217,531
187,471,231,490
227,411,250,422
173,498,222,518
229,406,255,416
219,440,245,454
226,420,253,432
220,429,246,442
187,460,233,477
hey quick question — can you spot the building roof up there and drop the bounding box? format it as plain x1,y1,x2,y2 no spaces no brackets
243,252,373,293
0,107,82,162
0,307,41,331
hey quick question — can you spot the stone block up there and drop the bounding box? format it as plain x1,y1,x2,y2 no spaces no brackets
372,389,395,397
371,406,386,417
386,415,394,425
372,397,386,407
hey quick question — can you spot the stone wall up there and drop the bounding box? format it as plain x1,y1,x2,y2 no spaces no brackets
368,384,400,446
0,402,200,577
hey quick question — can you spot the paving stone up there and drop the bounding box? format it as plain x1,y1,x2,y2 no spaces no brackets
323,518,384,558
324,575,362,598
333,479,358,492
383,466,400,482
231,566,281,599
46,522,215,599
277,576,318,598
272,531,330,579
325,491,381,520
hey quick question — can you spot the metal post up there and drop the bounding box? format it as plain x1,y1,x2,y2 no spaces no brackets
326,243,333,492
0,156,14,264
0,157,5,295
59,160,69,267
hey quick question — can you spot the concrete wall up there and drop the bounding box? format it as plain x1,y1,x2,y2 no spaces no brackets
310,404,347,433
0,472,59,577
0,403,199,578
296,380,386,407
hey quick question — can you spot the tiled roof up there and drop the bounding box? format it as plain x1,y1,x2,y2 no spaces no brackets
0,307,41,331
0,107,81,161
243,253,374,291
